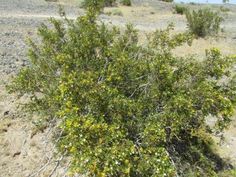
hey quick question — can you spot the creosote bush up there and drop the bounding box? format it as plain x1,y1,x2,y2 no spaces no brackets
185,8,224,37
121,0,131,6
220,6,230,13
9,6,236,177
161,0,174,2
81,0,116,9
173,5,187,15
82,0,131,9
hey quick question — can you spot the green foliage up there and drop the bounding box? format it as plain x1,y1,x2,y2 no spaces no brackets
223,0,229,3
81,0,131,9
81,0,116,10
120,0,131,6
185,8,224,37
9,7,236,177
103,0,117,6
45,0,58,2
105,9,123,16
161,0,174,2
220,6,230,13
173,5,187,15
111,9,123,16
218,169,236,177
189,2,197,5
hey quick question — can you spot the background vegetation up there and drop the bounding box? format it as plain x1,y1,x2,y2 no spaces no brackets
81,0,131,9
173,5,187,15
185,8,224,37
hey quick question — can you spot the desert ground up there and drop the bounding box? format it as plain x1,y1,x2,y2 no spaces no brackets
1,0,236,176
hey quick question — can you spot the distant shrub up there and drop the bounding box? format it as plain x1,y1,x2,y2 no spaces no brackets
120,0,131,6
104,11,112,16
81,0,116,9
189,2,197,5
223,0,229,3
103,0,117,6
161,0,173,2
82,0,131,9
220,6,230,13
110,9,123,16
185,8,224,37
173,5,187,15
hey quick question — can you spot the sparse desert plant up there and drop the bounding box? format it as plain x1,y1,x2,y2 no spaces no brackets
120,0,131,6
81,0,116,9
219,169,236,177
189,2,197,5
161,0,174,2
111,9,123,16
220,6,230,13
103,0,117,6
223,0,229,3
9,4,236,177
81,0,131,9
185,8,224,37
105,9,123,16
45,0,58,2
104,11,112,16
173,4,187,15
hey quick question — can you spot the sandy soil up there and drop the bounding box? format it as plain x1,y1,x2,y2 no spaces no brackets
0,0,236,176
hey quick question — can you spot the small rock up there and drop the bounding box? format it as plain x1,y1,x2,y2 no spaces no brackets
4,111,9,116
1,162,7,166
0,128,8,133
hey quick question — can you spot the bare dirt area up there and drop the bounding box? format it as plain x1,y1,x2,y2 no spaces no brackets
1,0,236,176
0,1,77,176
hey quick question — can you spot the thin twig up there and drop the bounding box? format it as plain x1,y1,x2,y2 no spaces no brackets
48,151,67,177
